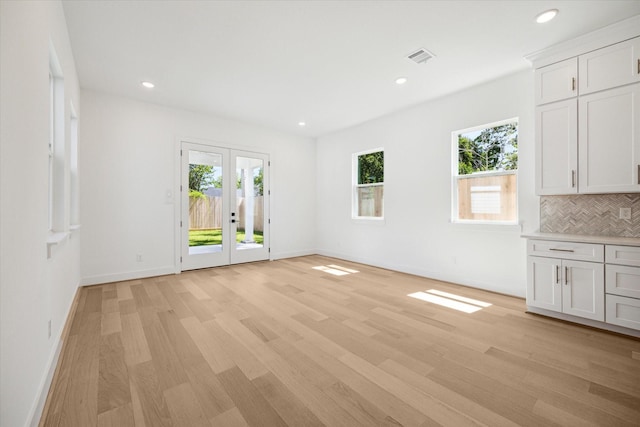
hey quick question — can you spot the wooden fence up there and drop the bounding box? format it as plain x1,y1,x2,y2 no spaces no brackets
457,172,516,221
356,185,384,217
189,196,264,231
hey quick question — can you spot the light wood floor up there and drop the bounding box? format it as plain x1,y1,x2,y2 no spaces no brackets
41,255,640,427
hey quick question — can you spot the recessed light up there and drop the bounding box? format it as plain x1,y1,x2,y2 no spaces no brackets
536,9,558,24
298,121,306,127
395,77,408,85
141,81,155,89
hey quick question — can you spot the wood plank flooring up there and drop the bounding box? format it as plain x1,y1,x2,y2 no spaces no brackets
40,255,640,427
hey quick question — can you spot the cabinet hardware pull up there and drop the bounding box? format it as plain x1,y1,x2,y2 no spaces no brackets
571,77,576,91
565,266,569,285
637,165,640,185
637,59,640,74
555,265,560,284
572,170,576,188
550,248,574,253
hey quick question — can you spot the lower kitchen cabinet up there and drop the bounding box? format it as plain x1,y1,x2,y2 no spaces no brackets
526,237,640,336
527,254,604,321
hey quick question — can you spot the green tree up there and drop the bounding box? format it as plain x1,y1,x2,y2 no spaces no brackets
254,168,263,196
457,123,517,175
358,151,384,184
189,164,215,193
458,136,476,175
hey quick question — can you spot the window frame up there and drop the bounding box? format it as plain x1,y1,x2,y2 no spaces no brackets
352,148,384,221
451,118,518,226
47,41,66,247
48,70,55,232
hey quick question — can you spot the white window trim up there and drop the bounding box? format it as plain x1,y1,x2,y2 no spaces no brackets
69,102,80,228
48,40,66,255
352,148,384,221
451,118,519,225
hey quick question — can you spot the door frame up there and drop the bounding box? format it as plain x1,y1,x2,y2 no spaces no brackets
174,137,271,273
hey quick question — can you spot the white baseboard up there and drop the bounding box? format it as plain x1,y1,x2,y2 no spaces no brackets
270,249,316,260
27,285,81,427
81,266,177,286
316,249,524,298
26,325,64,427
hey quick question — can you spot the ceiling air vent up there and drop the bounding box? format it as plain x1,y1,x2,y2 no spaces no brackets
406,48,435,64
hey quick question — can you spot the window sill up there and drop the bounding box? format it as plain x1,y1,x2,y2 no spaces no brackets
47,231,69,259
351,217,386,226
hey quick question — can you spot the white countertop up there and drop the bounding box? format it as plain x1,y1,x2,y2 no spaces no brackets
522,231,640,247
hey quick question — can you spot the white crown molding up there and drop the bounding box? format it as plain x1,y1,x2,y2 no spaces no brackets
525,14,640,68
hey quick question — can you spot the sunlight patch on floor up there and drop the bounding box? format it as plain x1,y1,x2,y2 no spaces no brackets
425,289,492,308
408,289,491,313
312,265,359,276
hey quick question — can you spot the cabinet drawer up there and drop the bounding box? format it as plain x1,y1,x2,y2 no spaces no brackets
606,265,640,299
606,245,640,266
527,239,604,262
606,294,640,331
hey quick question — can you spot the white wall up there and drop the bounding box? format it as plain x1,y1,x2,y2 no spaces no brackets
316,71,537,297
80,90,316,284
0,1,81,427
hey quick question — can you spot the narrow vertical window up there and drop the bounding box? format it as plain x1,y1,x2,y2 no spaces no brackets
70,105,79,227
353,149,384,219
48,71,55,232
49,43,64,234
452,119,518,223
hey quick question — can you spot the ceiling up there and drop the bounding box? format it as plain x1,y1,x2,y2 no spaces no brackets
62,1,640,138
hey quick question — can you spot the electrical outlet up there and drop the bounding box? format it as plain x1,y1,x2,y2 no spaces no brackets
136,253,143,262
620,208,631,220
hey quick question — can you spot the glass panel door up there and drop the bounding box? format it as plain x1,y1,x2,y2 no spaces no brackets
231,150,269,264
181,144,269,270
181,143,230,270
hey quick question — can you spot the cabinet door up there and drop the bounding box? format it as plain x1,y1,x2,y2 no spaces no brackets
536,99,578,195
535,58,578,105
579,37,640,95
562,260,604,321
579,84,640,193
527,256,562,312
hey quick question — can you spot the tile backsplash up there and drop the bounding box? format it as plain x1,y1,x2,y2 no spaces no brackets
540,194,640,237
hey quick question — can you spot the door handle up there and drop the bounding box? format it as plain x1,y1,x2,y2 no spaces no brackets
231,219,236,223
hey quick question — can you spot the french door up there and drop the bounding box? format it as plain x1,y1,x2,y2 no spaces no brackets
181,142,269,270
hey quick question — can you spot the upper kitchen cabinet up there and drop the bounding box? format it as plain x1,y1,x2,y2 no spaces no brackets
536,99,578,195
579,37,640,96
579,84,640,193
535,58,578,105
529,17,640,196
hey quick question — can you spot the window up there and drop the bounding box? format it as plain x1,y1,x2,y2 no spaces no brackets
70,104,79,227
452,119,518,223
49,43,64,233
352,149,384,219
48,71,55,231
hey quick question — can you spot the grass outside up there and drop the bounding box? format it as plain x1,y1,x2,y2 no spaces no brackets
189,228,264,246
